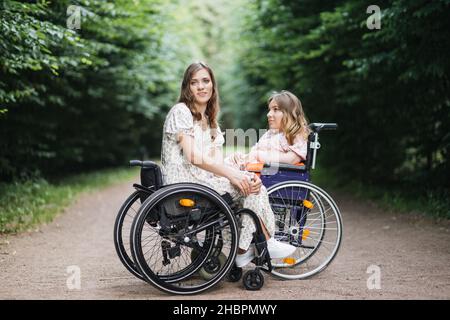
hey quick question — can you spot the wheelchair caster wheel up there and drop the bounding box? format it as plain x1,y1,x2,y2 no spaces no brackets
243,269,264,290
191,250,227,281
227,265,242,282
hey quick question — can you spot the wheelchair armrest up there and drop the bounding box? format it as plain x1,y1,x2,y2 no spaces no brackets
245,162,306,173
263,162,306,173
245,163,264,173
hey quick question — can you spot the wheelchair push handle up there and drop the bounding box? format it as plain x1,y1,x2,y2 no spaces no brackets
129,160,163,191
308,123,338,133
306,123,338,170
129,160,159,169
129,160,143,167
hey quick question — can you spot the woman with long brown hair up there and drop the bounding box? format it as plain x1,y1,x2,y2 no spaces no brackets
161,62,295,267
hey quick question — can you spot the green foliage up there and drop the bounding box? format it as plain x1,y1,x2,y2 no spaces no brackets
237,0,450,196
0,0,180,181
1,0,449,218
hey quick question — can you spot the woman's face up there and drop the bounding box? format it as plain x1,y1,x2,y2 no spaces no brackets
267,99,284,130
189,68,213,107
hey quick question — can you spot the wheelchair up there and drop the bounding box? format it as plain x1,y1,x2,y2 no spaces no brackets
113,123,343,294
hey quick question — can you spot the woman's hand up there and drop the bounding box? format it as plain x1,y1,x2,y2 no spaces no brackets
227,170,252,196
249,173,262,194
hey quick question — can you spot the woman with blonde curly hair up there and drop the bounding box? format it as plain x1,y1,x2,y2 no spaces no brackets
227,90,310,168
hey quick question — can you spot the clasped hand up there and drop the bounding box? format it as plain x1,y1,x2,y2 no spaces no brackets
228,170,262,196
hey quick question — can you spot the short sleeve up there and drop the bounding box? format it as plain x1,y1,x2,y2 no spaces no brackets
164,103,194,137
288,135,308,161
212,126,225,148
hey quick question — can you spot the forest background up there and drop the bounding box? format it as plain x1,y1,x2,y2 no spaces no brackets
1,0,449,232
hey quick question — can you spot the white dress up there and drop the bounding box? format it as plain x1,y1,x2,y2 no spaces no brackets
161,103,275,250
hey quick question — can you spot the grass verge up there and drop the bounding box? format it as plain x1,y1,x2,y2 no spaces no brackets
0,167,139,234
312,166,450,220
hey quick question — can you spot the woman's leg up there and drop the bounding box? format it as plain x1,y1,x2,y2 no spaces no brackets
238,185,275,251
237,217,270,254
201,175,274,252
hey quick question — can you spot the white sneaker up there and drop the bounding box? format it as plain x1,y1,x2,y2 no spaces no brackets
235,245,255,267
266,238,296,259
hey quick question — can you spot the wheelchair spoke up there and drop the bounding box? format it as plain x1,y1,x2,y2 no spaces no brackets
267,181,342,279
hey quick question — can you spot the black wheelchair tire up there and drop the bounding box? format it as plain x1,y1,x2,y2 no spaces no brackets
113,191,146,281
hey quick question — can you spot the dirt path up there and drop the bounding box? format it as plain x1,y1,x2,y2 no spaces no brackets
1,177,449,300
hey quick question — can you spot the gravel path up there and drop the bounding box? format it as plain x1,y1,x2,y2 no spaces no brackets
1,177,449,300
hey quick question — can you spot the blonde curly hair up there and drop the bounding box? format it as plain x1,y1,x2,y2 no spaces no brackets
268,90,310,145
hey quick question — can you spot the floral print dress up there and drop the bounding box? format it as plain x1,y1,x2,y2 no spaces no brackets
161,103,275,250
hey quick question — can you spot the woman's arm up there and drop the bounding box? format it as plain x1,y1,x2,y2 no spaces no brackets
209,146,223,165
253,149,302,164
178,133,256,195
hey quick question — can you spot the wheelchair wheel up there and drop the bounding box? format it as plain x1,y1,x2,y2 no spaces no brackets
130,183,239,295
267,181,343,279
243,269,264,291
113,191,145,281
191,249,227,280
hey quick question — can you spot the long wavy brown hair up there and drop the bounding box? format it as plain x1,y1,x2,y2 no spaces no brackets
268,90,310,145
178,62,220,138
